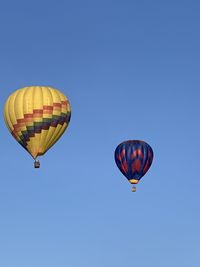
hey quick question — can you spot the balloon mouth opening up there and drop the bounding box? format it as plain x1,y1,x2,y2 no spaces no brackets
129,179,139,184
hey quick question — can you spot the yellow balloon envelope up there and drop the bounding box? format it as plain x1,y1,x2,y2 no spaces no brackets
4,86,71,166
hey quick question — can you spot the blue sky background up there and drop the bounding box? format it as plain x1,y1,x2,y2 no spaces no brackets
0,1,200,266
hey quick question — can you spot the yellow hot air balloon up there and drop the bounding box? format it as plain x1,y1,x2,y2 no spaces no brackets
4,86,71,168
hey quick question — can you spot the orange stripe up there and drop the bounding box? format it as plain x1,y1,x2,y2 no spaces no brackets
53,103,61,107
14,123,25,131
33,109,43,114
17,118,25,123
25,118,34,122
33,114,43,118
24,114,33,118
43,106,53,110
43,110,53,114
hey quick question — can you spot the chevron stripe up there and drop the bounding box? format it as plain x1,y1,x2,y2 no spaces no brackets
11,101,70,148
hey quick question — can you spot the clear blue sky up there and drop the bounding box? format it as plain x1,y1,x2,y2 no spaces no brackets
0,1,200,266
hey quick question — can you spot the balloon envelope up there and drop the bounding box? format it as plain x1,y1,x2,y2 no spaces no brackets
4,86,71,159
114,140,153,184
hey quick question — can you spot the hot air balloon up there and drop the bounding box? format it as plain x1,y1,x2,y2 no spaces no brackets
4,86,71,168
114,140,153,192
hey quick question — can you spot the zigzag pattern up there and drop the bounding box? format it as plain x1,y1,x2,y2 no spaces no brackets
11,101,71,148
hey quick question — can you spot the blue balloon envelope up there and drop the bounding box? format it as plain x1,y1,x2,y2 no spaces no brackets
114,140,153,191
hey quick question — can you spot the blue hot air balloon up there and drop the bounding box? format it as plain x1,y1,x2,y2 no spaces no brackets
114,140,153,192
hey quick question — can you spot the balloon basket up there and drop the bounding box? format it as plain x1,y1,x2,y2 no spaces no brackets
132,186,136,192
34,160,40,168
